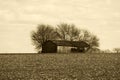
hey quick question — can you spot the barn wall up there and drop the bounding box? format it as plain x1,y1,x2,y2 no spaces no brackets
42,41,57,53
57,46,73,53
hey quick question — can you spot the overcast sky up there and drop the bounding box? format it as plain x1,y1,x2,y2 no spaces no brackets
0,0,120,53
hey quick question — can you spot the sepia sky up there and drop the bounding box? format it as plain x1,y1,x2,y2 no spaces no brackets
0,0,120,53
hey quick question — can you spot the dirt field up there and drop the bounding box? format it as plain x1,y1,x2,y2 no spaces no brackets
0,53,120,80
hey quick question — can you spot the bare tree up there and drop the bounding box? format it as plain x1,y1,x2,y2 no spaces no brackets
68,24,80,41
56,23,80,41
78,29,99,50
31,24,58,51
56,23,70,40
89,34,99,48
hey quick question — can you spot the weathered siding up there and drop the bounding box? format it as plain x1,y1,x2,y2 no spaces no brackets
57,46,73,53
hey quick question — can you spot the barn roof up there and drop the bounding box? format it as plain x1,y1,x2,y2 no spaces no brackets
51,40,89,47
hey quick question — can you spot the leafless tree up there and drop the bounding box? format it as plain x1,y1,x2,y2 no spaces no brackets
78,29,99,50
68,24,80,41
56,23,70,40
31,24,58,51
56,23,80,41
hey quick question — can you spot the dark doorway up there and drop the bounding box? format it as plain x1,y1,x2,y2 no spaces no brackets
42,40,57,53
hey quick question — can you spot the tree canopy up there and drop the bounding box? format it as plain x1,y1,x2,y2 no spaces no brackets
56,23,80,41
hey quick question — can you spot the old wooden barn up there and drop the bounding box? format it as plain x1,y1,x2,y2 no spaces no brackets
42,40,90,53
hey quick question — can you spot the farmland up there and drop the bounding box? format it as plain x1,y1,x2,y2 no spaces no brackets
0,53,120,80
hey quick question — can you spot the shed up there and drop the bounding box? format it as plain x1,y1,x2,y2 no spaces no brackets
42,40,57,53
42,40,90,53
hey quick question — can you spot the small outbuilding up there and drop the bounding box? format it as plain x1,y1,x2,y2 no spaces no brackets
42,40,57,53
42,40,90,53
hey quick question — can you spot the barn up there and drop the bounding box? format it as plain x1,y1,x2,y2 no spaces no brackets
42,40,90,53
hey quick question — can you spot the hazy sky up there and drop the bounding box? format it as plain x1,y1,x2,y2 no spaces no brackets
0,0,120,53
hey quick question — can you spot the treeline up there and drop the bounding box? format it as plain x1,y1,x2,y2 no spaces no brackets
31,23,99,52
